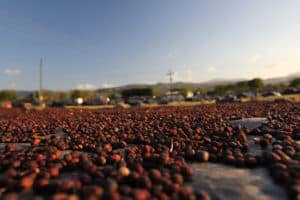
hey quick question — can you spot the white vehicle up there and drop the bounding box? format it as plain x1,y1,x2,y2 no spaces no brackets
74,97,84,105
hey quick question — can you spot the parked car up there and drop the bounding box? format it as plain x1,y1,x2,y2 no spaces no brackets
51,99,74,107
1,102,12,109
216,95,241,103
12,99,40,107
282,88,300,95
158,95,185,104
126,97,145,107
143,98,156,104
237,92,255,99
191,95,203,101
86,96,110,105
262,91,282,97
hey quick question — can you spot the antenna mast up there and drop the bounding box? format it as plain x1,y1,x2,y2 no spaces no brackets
167,70,174,94
39,58,43,101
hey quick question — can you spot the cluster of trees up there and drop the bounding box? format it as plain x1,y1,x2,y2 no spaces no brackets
40,90,96,103
207,77,300,96
0,90,99,104
175,86,193,97
209,78,264,96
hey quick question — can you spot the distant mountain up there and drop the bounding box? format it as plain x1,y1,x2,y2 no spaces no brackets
16,91,32,97
14,72,300,95
264,72,300,84
96,72,300,94
96,78,246,94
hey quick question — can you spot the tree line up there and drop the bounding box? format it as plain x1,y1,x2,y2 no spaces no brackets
0,77,299,103
207,78,264,96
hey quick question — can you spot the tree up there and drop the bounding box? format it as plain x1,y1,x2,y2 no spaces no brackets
235,81,250,92
42,91,54,103
290,78,300,88
28,91,39,101
195,88,207,95
248,78,264,89
213,84,235,96
108,93,122,100
0,90,18,102
178,86,193,97
52,91,71,101
71,90,94,100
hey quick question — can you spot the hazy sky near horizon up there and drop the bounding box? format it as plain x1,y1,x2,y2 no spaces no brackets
0,0,300,90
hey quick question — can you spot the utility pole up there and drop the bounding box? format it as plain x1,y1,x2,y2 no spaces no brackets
167,70,174,95
39,58,43,102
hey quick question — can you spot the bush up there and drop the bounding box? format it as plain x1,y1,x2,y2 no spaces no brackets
0,90,18,102
290,78,300,88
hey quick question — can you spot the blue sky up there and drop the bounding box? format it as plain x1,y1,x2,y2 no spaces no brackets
0,0,299,90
